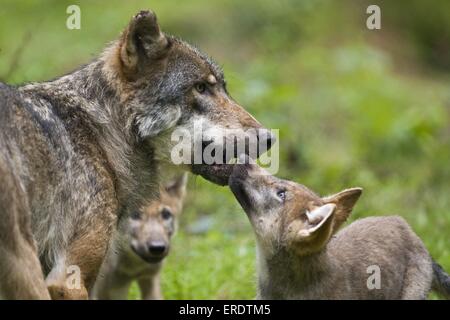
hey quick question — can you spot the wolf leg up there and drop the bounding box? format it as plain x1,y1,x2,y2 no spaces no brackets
0,236,50,299
92,268,132,300
45,257,89,300
138,273,163,300
0,164,50,300
59,205,117,299
45,206,116,299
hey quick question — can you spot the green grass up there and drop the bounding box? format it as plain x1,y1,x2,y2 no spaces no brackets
1,0,449,299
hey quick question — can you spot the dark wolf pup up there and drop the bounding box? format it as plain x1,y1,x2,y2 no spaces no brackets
92,174,187,300
0,10,273,299
229,158,450,299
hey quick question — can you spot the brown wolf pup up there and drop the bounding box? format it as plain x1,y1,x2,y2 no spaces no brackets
228,158,450,299
0,10,273,299
92,174,187,300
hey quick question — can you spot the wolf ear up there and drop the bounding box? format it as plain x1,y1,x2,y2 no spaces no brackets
165,173,188,198
294,203,336,254
120,10,169,76
322,187,362,232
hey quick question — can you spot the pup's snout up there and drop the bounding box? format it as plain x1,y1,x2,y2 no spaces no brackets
147,241,167,256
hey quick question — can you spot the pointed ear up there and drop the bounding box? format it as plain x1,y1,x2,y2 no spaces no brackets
322,187,362,232
295,203,336,254
120,10,169,77
165,173,188,198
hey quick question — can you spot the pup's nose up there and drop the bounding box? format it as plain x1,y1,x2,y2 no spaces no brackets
257,129,276,155
147,241,167,255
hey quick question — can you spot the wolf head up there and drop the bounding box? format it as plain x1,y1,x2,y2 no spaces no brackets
229,158,362,258
103,11,274,186
128,173,187,263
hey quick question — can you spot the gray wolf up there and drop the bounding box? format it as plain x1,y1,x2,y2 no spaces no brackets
0,10,273,299
92,173,187,300
228,158,450,299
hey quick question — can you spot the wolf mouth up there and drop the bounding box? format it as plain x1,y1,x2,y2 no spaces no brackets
141,256,165,264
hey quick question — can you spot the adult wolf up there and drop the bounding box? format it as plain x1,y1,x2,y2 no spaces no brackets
0,10,274,299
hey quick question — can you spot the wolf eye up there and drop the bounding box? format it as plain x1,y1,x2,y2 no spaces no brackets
130,211,141,220
161,208,173,220
277,190,286,202
195,82,207,94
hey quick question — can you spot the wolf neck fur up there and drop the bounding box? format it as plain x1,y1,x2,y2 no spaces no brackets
20,53,159,214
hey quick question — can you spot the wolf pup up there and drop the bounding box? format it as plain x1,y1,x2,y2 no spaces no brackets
92,174,187,300
229,158,450,299
0,10,274,299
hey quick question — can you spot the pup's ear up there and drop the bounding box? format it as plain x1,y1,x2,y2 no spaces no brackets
294,203,336,254
120,10,169,77
165,173,188,198
322,187,362,232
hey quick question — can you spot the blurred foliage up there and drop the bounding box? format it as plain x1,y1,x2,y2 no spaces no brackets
0,0,449,299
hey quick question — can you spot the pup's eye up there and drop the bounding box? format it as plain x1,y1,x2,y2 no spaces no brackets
277,190,287,201
195,82,207,94
161,208,173,220
130,211,141,220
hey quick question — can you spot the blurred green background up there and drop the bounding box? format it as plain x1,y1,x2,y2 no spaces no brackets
1,0,449,299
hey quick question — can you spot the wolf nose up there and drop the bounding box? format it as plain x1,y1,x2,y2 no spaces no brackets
257,129,276,155
148,241,167,255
